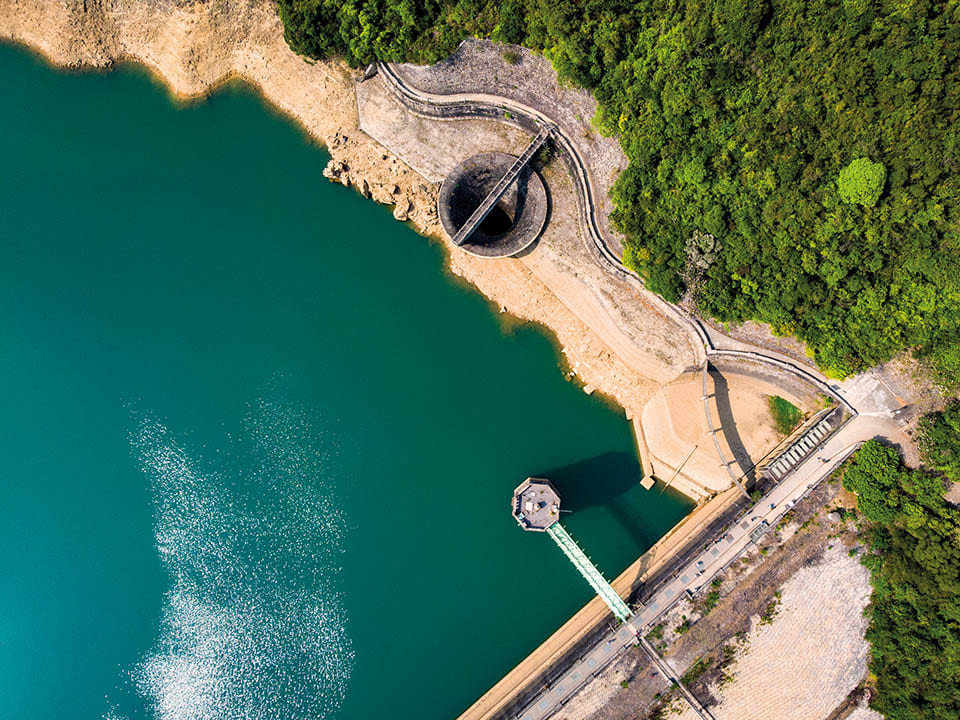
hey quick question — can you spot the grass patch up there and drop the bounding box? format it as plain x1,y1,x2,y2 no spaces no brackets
768,395,803,434
759,590,782,625
501,49,520,64
646,623,663,642
681,655,713,685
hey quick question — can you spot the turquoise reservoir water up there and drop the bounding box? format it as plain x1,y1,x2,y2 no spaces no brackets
0,44,691,720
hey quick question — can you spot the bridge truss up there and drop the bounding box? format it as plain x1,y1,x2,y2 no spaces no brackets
546,523,634,623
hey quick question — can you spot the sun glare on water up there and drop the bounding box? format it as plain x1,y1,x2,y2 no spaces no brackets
111,391,353,720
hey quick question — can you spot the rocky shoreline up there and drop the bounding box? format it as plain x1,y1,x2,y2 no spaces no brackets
0,0,442,230
0,0,709,500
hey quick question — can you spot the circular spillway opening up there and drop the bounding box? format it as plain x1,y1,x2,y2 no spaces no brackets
479,205,514,236
438,152,548,258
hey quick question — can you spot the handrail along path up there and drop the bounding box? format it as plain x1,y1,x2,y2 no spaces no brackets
376,61,851,410
372,60,861,720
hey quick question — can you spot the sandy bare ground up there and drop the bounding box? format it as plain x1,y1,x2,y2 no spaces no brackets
845,704,884,720
672,546,873,720
552,477,879,720
357,71,696,391
394,38,629,252
0,0,710,466
0,9,867,720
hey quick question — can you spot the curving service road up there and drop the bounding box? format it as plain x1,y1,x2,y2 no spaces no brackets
375,62,853,415
369,57,919,720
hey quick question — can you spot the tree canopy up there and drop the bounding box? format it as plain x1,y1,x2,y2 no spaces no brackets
919,400,960,483
843,438,960,719
837,158,886,207
275,0,960,386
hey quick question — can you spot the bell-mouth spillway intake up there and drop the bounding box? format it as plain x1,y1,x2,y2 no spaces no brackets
438,152,548,258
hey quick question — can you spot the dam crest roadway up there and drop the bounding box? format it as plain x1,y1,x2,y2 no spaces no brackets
359,47,916,720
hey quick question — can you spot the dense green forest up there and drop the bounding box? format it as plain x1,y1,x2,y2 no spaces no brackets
842,427,960,719
276,0,960,384
919,400,960,481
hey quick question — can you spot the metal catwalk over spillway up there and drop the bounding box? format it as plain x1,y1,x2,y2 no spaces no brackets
545,523,633,623
451,127,551,246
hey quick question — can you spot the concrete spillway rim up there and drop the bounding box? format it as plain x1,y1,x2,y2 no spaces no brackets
438,151,548,259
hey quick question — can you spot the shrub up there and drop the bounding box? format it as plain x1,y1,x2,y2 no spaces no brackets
768,395,803,435
276,0,960,387
842,437,960,719
646,623,664,642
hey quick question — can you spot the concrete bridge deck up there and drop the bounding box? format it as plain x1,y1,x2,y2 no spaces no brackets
450,126,551,246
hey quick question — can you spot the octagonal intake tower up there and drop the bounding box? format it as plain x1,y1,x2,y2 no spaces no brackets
511,478,560,531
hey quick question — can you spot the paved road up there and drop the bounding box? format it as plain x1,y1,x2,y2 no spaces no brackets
513,413,878,720
372,60,914,720
629,418,868,631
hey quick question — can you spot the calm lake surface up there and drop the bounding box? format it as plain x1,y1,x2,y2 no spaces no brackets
0,44,691,720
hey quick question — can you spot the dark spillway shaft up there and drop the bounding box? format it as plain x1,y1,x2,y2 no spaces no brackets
451,127,550,246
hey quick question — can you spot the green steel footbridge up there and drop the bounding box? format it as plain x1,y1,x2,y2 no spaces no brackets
545,523,634,623
511,477,636,624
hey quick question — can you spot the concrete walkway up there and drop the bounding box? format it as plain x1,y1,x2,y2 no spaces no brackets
511,413,877,720
371,57,912,720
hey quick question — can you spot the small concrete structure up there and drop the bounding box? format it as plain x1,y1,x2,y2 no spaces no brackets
512,478,560,531
438,152,548,258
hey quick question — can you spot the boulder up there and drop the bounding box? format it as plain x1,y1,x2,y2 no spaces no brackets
323,159,343,180
393,197,411,221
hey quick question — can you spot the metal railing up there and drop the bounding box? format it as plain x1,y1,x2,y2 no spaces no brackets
451,127,550,245
546,523,633,623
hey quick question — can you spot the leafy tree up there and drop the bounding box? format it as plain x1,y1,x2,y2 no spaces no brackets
275,0,960,387
842,437,960,720
918,401,960,482
837,158,886,207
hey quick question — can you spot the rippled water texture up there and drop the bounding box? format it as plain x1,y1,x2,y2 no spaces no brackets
129,397,352,720
0,44,691,720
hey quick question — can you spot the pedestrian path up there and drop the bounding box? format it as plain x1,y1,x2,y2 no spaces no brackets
511,416,868,720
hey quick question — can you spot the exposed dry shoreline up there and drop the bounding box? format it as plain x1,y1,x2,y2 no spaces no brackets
3,5,871,719
0,0,698,487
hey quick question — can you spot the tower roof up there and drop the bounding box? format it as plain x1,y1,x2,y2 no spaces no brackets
511,477,561,531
